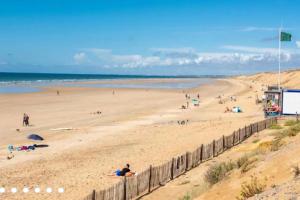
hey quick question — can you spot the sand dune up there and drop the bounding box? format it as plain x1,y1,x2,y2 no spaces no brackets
142,70,300,200
238,69,300,88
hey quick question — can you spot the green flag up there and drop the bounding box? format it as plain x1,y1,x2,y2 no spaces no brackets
281,32,292,42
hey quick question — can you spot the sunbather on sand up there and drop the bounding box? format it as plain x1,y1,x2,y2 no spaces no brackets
109,164,136,177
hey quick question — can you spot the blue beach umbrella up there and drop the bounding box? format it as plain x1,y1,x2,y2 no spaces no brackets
27,134,44,141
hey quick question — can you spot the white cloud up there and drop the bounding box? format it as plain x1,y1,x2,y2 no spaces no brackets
296,41,300,48
222,45,300,62
73,52,87,64
73,46,300,69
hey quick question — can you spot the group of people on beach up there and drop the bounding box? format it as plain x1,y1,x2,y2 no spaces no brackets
185,93,200,100
182,93,200,109
23,113,30,126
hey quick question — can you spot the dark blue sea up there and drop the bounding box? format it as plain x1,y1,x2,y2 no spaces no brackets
0,72,223,94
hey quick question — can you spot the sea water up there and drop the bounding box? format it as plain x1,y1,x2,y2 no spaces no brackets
0,72,223,94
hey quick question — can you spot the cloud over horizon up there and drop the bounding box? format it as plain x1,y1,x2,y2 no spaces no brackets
72,45,300,73
73,52,87,64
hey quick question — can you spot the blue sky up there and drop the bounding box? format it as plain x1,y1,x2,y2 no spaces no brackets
1,0,300,75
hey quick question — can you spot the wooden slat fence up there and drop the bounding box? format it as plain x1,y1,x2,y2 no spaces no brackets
224,133,234,149
186,152,193,170
214,136,224,156
240,127,246,141
172,154,187,178
191,145,202,167
83,117,277,200
201,142,214,161
149,159,172,192
233,130,240,145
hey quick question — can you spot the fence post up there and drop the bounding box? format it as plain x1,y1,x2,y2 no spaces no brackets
92,190,96,200
148,165,152,193
171,158,174,180
124,177,127,200
212,140,216,157
232,132,235,146
186,152,188,170
200,144,204,162
222,135,225,149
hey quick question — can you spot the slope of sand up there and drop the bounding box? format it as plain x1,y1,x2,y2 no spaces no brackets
196,121,300,200
237,69,300,88
0,78,264,200
142,70,300,200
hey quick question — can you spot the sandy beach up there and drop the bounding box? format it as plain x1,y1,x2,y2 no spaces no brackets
0,77,265,200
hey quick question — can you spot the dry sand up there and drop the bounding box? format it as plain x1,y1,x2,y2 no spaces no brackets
141,70,300,200
0,77,265,200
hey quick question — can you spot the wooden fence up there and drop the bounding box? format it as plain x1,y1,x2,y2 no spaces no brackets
83,117,277,200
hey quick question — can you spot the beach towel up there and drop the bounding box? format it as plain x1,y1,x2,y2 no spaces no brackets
28,146,35,150
20,146,28,151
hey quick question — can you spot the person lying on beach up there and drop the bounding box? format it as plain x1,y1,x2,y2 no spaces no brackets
109,164,136,177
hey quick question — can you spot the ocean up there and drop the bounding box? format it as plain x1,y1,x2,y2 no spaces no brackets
0,72,222,93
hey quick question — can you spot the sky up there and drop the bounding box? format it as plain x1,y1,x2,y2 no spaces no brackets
1,0,300,75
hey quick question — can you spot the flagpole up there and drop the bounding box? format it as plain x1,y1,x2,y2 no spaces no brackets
278,27,281,90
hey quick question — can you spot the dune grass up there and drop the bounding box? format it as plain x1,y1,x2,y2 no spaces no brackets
284,119,300,126
268,124,282,129
252,139,260,143
180,192,192,200
236,176,266,200
205,161,235,185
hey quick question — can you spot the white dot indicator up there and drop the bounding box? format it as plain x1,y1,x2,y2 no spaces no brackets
0,187,5,193
23,187,29,193
58,188,64,193
11,188,17,193
34,187,40,193
46,187,52,193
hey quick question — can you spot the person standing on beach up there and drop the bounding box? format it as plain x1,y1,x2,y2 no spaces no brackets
23,113,27,126
23,113,30,126
26,114,30,126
